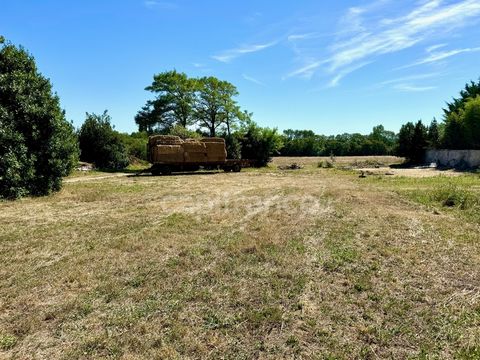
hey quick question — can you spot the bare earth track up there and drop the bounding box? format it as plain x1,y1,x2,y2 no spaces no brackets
0,158,479,359
64,173,131,183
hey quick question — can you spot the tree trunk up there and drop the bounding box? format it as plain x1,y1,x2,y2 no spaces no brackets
226,114,231,137
180,117,187,128
209,111,216,137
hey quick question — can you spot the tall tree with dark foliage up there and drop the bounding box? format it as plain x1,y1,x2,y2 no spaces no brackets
0,38,78,199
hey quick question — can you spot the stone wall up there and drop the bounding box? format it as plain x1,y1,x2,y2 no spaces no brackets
425,149,480,169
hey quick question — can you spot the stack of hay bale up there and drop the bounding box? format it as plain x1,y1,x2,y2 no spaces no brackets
148,135,227,164
201,138,227,162
149,135,184,163
183,139,207,162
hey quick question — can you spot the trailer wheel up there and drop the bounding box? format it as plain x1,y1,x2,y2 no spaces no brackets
232,164,241,172
161,166,172,175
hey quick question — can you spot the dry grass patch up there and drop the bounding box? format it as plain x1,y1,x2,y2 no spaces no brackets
1,161,479,359
272,156,403,169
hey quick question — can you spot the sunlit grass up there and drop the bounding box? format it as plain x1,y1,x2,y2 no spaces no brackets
1,160,479,359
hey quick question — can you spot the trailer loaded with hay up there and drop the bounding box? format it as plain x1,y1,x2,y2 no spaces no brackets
147,135,246,175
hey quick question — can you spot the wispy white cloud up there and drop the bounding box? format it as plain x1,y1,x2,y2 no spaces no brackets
191,62,214,74
144,1,178,10
286,0,480,86
287,33,319,42
327,61,372,88
379,72,443,85
403,46,480,68
426,43,447,53
244,12,263,24
338,6,368,35
373,72,445,88
393,83,437,92
283,60,327,80
328,0,480,72
242,74,266,86
212,41,278,63
373,72,442,92
191,63,213,73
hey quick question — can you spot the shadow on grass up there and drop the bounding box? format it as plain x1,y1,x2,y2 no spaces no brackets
389,162,416,169
127,171,220,178
98,168,144,174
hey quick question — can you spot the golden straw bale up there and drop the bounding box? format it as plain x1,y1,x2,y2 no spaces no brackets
183,142,206,153
149,135,183,146
184,152,207,162
155,145,183,154
154,152,184,163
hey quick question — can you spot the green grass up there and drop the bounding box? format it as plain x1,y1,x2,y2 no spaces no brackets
364,174,480,223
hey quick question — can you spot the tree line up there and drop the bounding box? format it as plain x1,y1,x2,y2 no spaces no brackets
1,37,480,199
398,80,480,162
85,77,480,167
280,125,397,157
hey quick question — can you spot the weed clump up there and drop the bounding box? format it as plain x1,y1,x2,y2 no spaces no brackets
430,184,477,209
0,333,17,350
318,160,335,169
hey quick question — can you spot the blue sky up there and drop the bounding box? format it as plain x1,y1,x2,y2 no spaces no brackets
1,0,480,134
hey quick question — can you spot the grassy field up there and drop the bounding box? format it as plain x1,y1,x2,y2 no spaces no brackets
1,157,479,359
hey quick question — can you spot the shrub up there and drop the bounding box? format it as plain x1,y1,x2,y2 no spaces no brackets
118,132,149,160
225,134,241,159
319,160,335,168
0,41,79,199
78,111,129,170
238,121,283,167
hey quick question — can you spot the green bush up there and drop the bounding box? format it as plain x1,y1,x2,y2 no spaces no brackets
238,121,283,167
225,134,241,159
118,132,149,160
0,41,79,199
78,111,129,170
